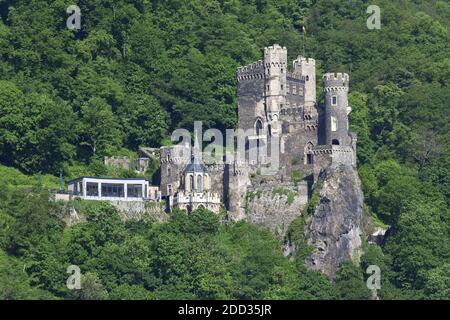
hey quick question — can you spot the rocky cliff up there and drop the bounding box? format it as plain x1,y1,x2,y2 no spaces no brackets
305,164,363,279
244,175,309,239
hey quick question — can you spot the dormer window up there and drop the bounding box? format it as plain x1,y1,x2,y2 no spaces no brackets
331,96,338,106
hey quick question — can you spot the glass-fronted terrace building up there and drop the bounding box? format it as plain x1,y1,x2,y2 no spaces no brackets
67,177,160,201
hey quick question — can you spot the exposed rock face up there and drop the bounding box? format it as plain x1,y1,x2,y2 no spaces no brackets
305,164,363,279
368,227,389,245
244,175,309,239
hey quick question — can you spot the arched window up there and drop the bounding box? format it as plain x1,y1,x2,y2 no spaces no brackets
255,120,264,164
204,175,208,191
332,139,340,145
304,142,314,165
197,175,203,193
255,119,263,136
189,175,194,192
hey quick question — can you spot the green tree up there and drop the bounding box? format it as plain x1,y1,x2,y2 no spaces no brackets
335,262,371,300
117,94,169,149
77,97,123,158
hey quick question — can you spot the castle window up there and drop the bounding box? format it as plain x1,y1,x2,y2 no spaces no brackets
331,116,338,132
167,167,171,177
255,119,263,136
190,175,194,192
304,142,314,165
197,175,203,193
331,96,337,106
281,68,284,73
332,139,340,145
281,84,284,90
267,85,270,91
306,75,309,81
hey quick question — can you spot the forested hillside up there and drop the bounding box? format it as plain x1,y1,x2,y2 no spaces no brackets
0,0,449,299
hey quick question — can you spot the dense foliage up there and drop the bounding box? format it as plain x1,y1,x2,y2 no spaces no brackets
0,0,448,299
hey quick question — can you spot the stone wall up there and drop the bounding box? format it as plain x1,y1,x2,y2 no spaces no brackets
160,145,190,198
104,156,131,170
208,164,226,200
111,200,167,221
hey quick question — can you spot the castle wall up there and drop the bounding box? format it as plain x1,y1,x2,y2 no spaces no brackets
237,62,266,132
160,145,190,198
227,162,250,220
208,164,226,200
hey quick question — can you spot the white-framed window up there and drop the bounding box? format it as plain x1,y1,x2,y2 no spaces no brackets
331,96,338,106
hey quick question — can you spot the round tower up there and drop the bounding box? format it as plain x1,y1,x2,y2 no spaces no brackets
323,73,351,146
264,44,287,136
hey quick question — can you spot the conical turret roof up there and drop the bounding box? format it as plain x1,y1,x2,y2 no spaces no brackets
183,154,207,173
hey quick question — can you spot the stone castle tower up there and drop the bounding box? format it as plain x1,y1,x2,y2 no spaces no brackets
160,44,357,226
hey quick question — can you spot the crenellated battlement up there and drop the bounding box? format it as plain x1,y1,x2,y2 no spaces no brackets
264,44,287,54
264,44,287,67
323,73,349,86
293,56,316,67
237,60,264,74
237,72,265,81
323,72,349,81
312,145,353,155
160,145,190,165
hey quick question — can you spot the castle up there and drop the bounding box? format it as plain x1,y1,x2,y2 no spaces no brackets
160,44,357,225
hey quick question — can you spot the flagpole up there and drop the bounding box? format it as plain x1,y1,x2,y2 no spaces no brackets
302,25,306,56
